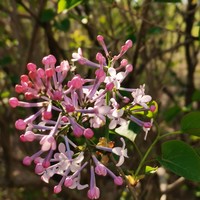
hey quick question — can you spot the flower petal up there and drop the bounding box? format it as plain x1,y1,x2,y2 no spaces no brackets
108,67,116,77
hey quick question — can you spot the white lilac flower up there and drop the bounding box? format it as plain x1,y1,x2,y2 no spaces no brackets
112,138,129,167
104,67,125,89
108,108,127,130
131,84,152,109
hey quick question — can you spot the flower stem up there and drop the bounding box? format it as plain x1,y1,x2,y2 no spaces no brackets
135,121,160,177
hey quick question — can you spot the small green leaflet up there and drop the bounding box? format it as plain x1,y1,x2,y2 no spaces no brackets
58,0,83,13
115,121,138,143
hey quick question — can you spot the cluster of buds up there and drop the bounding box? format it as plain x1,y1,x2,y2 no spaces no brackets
9,35,156,199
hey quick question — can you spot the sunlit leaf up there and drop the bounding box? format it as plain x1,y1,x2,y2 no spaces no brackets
58,0,67,13
145,166,158,174
58,0,83,13
115,121,138,143
158,140,200,182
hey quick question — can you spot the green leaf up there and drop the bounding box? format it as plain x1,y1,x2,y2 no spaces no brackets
40,9,55,23
129,101,158,118
192,90,200,102
164,105,181,122
154,0,181,2
115,121,138,143
58,0,83,13
158,140,200,182
54,18,70,31
0,56,12,66
181,111,200,137
58,0,67,13
145,166,158,174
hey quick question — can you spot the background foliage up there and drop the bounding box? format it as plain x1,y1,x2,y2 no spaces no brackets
0,0,199,199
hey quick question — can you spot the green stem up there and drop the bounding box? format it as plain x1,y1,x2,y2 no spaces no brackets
135,122,160,176
159,130,182,140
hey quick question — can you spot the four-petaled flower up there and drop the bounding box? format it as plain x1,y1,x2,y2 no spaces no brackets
104,67,125,89
112,138,129,167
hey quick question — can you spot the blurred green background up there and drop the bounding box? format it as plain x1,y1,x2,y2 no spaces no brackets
0,0,199,199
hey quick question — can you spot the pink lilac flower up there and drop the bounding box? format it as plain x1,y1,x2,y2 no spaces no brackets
9,35,156,199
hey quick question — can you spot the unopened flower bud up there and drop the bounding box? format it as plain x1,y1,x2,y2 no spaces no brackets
83,128,94,139
45,68,54,77
27,63,37,72
24,131,35,142
64,177,73,187
114,176,123,185
15,119,26,130
23,156,32,166
120,59,128,66
97,35,104,42
9,97,19,108
54,185,62,194
106,82,114,91
126,64,133,72
20,75,29,82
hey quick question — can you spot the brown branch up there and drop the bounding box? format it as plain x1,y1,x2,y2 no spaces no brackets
184,1,198,106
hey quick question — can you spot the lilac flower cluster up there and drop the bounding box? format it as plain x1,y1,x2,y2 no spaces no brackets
9,35,156,199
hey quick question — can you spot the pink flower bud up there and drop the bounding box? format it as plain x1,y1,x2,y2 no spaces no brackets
120,59,128,66
25,92,35,100
42,55,56,65
42,111,52,120
60,60,70,71
143,122,152,129
64,177,73,187
95,164,107,176
61,116,68,122
24,131,35,142
37,68,45,78
68,75,84,89
106,82,114,91
83,128,94,139
28,71,37,79
20,75,29,82
87,187,100,200
65,104,75,113
15,119,26,130
23,156,32,166
20,134,26,142
95,69,105,79
97,35,104,42
73,126,83,137
52,91,63,101
96,52,105,64
35,163,44,174
34,157,42,164
150,105,156,112
123,97,130,103
54,185,62,194
15,84,24,93
114,176,123,185
45,68,54,77
125,39,133,48
42,160,50,168
9,97,19,108
27,63,37,72
126,64,133,72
